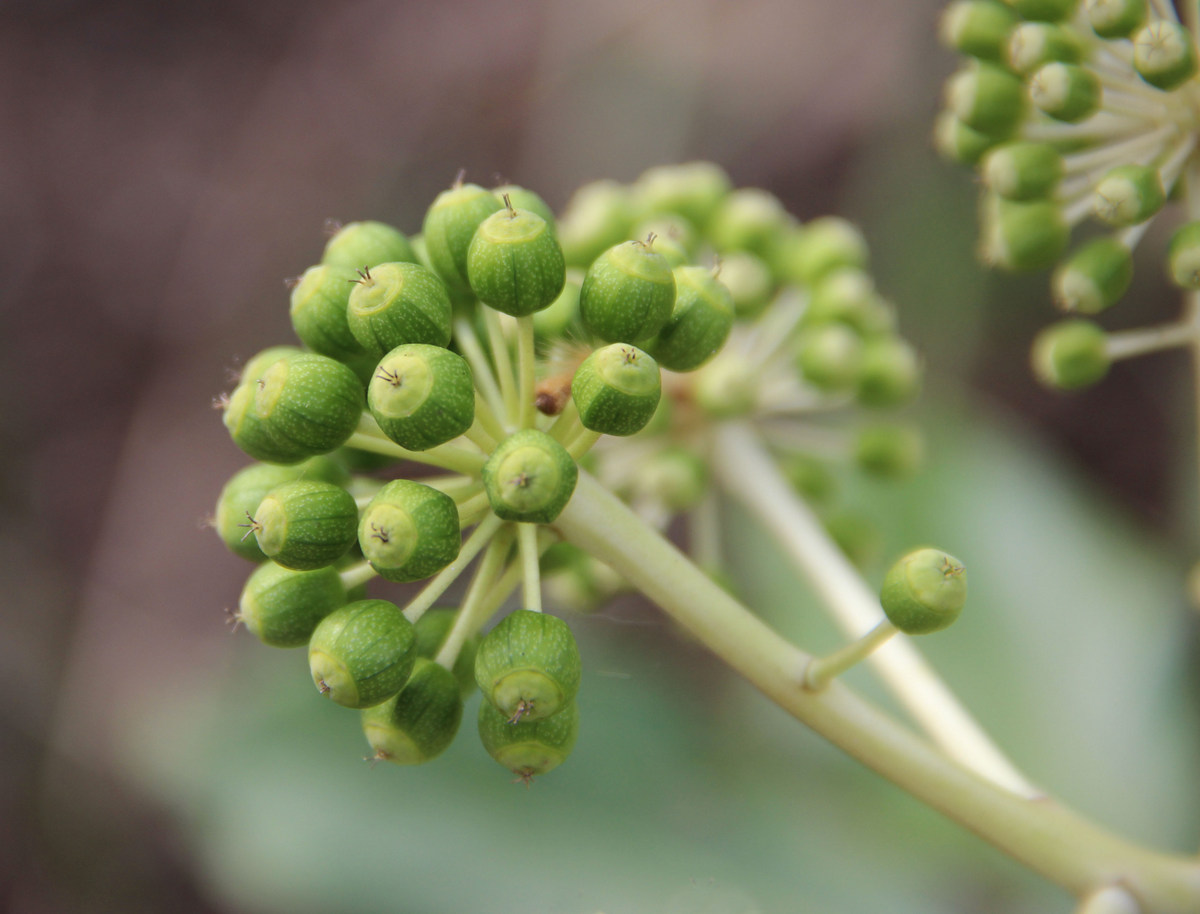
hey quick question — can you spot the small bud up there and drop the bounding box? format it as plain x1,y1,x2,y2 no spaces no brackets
940,1,1019,62
796,324,864,392
1029,62,1100,123
571,343,662,436
981,142,1063,200
361,658,463,764
309,599,418,709
579,240,676,343
880,548,967,635
854,424,925,479
639,446,708,511
693,353,759,418
368,344,475,451
346,261,453,355
477,697,579,780
802,268,888,334
1052,237,1133,313
1168,221,1200,289
413,607,479,697
716,251,774,318
289,264,367,363
633,161,733,230
474,609,582,723
238,561,347,648
557,179,635,268
1032,319,1111,389
1093,164,1165,227
358,480,462,582
776,216,869,287
933,112,1003,166
482,429,578,523
252,480,358,570
533,278,582,341
980,195,1068,271
1005,0,1079,22
706,188,791,257
643,266,736,372
467,205,566,316
1007,22,1084,75
422,182,505,294
322,220,417,273
492,184,557,232
1133,21,1197,91
781,454,838,504
1085,0,1146,40
856,338,922,408
945,62,1026,137
223,353,365,464
214,457,349,561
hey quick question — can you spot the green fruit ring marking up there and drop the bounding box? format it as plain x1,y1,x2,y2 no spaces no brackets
495,446,562,514
372,350,434,419
361,503,419,568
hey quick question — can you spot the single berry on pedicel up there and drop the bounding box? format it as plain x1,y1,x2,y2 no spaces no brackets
358,480,462,583
367,343,475,451
482,429,577,524
308,599,418,709
346,262,453,355
880,548,967,635
579,237,676,343
422,180,505,295
474,609,582,723
322,220,417,273
643,265,735,372
466,195,566,316
571,343,662,437
249,480,359,571
361,657,463,765
478,698,579,782
289,264,366,364
237,562,347,648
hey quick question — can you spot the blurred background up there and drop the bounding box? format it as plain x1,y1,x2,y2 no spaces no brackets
3,0,1200,912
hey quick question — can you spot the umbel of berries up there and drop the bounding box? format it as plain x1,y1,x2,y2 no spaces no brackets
474,610,582,723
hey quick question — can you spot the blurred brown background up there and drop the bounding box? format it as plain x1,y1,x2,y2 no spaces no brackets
3,1,1197,912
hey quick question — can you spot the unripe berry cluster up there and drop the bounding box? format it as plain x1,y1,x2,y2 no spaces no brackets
937,0,1200,390
214,167,927,778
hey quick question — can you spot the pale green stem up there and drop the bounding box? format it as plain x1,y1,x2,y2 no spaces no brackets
549,399,583,445
338,560,377,591
1188,0,1200,35
710,422,1036,797
1106,322,1200,360
463,417,498,453
553,471,1200,910
689,489,722,570
473,390,508,444
433,529,512,669
804,620,898,692
517,316,537,430
457,490,492,529
566,429,602,460
1061,126,1177,179
1149,0,1180,23
455,317,507,430
353,493,374,511
518,522,542,612
482,307,519,425
402,513,505,624
347,413,485,476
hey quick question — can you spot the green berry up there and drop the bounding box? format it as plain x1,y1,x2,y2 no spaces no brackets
251,480,358,570
777,216,869,287
239,345,303,386
322,221,416,273
940,1,1019,62
707,188,791,257
1086,0,1146,39
214,457,348,561
571,343,662,436
482,429,578,524
853,424,925,479
238,561,347,648
346,261,453,355
367,344,475,451
492,184,556,231
474,609,582,723
1005,0,1078,21
1029,62,1100,123
933,112,1003,166
361,658,463,764
693,354,759,418
856,338,921,407
639,446,708,511
880,548,967,635
289,264,367,363
1093,164,1165,227
633,161,732,229
1052,237,1133,313
557,179,636,268
467,203,566,316
946,62,1025,138
643,266,735,372
1032,319,1111,389
533,278,582,342
1007,23,1083,75
1133,21,1197,91
223,353,365,464
781,454,838,504
478,697,579,781
717,251,774,319
422,182,505,294
980,196,1068,271
981,142,1063,200
803,268,891,334
309,599,417,708
797,324,863,392
1169,221,1200,288
630,217,696,268
579,239,677,343
413,608,479,697
358,480,462,582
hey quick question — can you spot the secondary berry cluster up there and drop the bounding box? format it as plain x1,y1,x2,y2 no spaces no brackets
214,164,925,780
